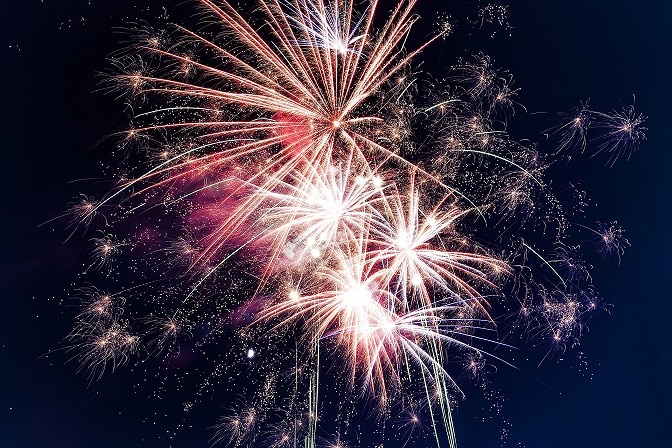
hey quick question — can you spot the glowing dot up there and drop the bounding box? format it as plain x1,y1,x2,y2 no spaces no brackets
310,247,321,258
289,290,300,301
345,285,371,305
247,348,255,359
396,230,409,249
411,273,422,285
355,175,366,185
426,216,437,227
332,120,341,128
372,176,383,188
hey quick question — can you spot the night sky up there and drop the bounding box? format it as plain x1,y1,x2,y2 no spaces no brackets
2,1,671,447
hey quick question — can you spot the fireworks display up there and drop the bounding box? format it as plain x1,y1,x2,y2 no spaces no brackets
57,0,647,446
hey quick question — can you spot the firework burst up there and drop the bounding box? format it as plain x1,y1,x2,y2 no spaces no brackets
60,0,644,446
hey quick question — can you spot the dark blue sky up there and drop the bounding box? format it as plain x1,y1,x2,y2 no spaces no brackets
2,1,671,447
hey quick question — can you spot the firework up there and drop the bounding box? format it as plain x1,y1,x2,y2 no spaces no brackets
61,0,644,446
548,99,647,165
